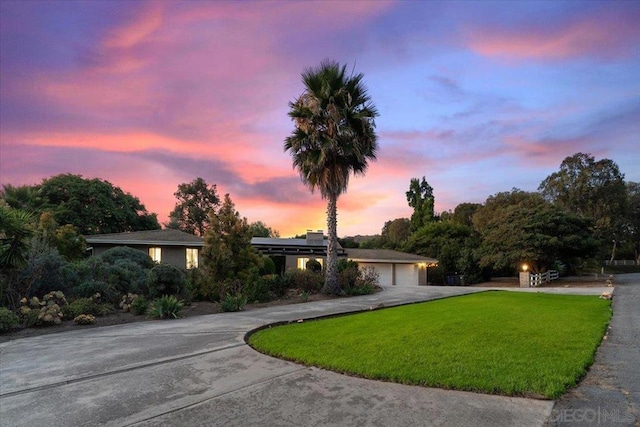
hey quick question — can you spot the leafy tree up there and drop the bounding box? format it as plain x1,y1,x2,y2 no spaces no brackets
380,218,412,249
404,220,485,283
538,153,627,257
406,177,435,231
450,203,482,227
622,182,640,262
167,177,220,236
284,60,378,294
202,194,261,284
33,174,160,234
473,190,599,274
248,221,280,238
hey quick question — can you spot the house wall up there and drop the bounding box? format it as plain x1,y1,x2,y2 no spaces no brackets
91,244,202,269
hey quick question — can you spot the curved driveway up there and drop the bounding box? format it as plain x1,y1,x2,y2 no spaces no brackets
0,284,619,426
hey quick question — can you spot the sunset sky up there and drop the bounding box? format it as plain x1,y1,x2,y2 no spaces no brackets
1,0,639,237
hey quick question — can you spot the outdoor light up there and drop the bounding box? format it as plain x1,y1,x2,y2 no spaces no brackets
522,263,529,272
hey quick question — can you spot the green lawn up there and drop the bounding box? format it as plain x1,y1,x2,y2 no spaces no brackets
248,291,611,399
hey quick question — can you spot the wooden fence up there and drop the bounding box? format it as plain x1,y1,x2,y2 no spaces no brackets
529,270,559,287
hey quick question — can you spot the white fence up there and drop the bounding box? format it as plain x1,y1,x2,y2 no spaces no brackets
528,270,559,287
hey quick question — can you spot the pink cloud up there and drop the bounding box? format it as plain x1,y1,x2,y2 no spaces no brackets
467,8,640,60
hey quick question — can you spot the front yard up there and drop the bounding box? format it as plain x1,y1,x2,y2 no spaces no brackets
248,291,612,399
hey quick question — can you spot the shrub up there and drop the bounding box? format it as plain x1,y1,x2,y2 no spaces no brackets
284,269,324,293
147,264,187,298
119,293,139,312
73,280,118,303
106,259,147,295
220,294,247,312
20,244,69,297
0,307,20,333
98,246,155,269
19,291,67,326
63,297,99,318
338,260,360,290
260,256,277,275
263,274,288,298
73,314,96,325
148,295,184,319
305,259,322,273
130,296,149,315
244,274,271,303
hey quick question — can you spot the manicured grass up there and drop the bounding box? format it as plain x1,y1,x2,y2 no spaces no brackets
248,291,611,399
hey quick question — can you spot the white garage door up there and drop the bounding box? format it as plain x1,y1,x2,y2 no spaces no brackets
395,264,418,287
358,262,393,286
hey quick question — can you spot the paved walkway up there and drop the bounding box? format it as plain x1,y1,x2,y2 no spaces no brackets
550,274,639,427
0,283,627,427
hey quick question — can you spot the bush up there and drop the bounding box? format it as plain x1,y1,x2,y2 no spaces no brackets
244,274,271,303
263,274,288,298
305,259,322,273
63,297,100,318
260,256,277,275
20,291,67,326
119,293,139,312
284,269,324,293
98,246,155,269
131,296,148,315
148,295,184,319
106,259,147,295
73,314,96,325
73,280,118,303
220,294,247,312
147,264,187,298
0,307,20,333
21,244,69,297
338,260,360,290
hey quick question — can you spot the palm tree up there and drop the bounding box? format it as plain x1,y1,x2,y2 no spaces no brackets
284,60,379,294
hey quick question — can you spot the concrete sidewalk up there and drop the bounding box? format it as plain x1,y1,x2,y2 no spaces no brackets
0,285,613,426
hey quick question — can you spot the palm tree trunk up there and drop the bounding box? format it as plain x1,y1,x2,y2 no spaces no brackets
322,194,339,294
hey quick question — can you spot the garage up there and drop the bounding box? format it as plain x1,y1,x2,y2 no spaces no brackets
346,249,438,287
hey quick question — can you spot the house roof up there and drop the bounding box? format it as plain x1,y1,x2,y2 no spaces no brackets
85,229,204,247
346,248,438,265
251,237,347,256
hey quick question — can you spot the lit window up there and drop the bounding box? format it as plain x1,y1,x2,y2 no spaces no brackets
186,248,199,269
149,247,161,263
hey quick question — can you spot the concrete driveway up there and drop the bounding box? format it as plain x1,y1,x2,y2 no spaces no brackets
0,284,614,426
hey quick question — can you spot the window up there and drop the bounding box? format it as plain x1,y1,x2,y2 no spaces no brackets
297,257,323,270
149,247,161,263
186,248,199,269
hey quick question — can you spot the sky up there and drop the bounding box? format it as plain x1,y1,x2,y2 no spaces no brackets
1,0,639,238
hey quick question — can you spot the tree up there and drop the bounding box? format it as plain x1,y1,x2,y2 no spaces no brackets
0,206,35,269
450,203,482,227
381,218,412,249
1,184,44,212
248,221,280,238
284,60,378,294
202,194,261,284
32,174,160,235
622,182,640,262
404,220,485,283
538,153,627,257
406,177,435,231
473,190,599,274
167,177,220,236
